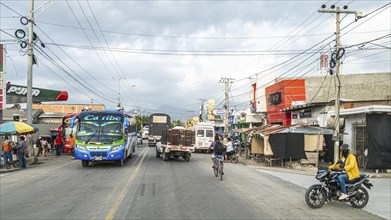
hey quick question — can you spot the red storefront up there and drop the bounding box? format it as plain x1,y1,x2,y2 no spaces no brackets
265,79,306,125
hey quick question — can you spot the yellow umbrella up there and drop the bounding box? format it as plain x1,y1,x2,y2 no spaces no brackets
0,121,37,135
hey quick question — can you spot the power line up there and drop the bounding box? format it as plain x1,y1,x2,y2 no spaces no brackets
65,0,118,81
0,2,24,17
34,26,116,94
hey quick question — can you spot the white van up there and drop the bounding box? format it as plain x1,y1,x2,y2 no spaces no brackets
191,122,215,152
141,125,149,140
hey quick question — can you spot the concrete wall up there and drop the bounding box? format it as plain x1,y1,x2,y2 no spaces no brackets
33,104,105,113
305,72,391,103
291,106,327,126
343,114,366,155
32,123,60,136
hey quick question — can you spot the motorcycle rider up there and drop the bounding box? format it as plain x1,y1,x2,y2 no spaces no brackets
225,137,234,161
328,144,360,200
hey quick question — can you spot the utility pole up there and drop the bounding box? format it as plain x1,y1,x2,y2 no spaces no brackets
318,4,362,163
117,78,121,107
27,0,35,125
219,77,234,138
197,99,206,122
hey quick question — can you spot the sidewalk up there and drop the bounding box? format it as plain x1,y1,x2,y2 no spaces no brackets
0,153,64,174
238,155,391,178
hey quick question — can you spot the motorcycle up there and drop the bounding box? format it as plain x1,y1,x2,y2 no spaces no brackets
305,168,373,209
226,147,239,163
234,140,245,156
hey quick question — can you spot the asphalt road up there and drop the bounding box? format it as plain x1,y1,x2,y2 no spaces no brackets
0,144,383,220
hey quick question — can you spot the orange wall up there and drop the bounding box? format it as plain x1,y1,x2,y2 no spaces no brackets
265,79,305,125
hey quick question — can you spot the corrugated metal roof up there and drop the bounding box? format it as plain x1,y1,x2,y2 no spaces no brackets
251,124,334,136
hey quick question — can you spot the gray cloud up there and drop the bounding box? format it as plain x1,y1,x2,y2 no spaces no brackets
1,0,390,118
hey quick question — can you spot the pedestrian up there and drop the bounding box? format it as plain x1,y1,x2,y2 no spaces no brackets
36,136,42,157
18,136,27,169
68,134,75,159
55,135,63,156
41,137,49,157
2,136,13,169
11,141,18,162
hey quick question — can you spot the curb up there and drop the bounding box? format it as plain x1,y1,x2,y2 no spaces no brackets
238,158,391,178
0,167,21,173
0,157,40,174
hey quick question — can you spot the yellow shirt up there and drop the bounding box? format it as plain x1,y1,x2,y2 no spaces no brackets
328,154,360,180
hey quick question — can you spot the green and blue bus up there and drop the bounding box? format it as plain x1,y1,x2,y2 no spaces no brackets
70,109,137,167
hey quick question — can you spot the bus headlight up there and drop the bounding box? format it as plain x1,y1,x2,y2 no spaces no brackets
76,145,87,152
111,145,123,152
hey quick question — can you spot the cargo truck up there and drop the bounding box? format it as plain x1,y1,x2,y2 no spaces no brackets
156,126,195,162
148,113,171,147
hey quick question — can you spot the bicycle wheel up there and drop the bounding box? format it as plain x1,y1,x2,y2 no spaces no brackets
219,164,223,181
214,160,218,177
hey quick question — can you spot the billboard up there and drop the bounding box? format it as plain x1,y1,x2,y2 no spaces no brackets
207,99,215,121
6,83,68,104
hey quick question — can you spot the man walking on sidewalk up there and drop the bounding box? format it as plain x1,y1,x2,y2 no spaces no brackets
69,134,75,159
55,135,63,156
18,136,27,169
2,136,13,168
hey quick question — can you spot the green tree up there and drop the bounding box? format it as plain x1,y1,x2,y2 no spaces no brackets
135,115,149,132
171,120,184,127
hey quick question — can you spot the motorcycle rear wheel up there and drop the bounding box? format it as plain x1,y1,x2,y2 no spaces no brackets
350,186,369,208
305,185,326,208
231,156,238,163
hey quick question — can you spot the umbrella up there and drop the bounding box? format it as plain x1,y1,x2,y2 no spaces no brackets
0,121,38,135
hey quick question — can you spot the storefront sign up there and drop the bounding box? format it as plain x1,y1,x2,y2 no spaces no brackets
268,92,282,105
6,83,68,103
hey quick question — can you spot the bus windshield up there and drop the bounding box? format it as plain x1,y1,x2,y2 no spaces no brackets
76,113,124,144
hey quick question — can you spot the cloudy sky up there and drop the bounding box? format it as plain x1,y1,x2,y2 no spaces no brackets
1,0,390,119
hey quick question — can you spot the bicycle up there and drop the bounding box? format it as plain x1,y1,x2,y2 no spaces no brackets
213,155,224,181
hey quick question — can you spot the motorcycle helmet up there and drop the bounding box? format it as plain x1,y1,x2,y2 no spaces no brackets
340,144,350,158
340,144,350,150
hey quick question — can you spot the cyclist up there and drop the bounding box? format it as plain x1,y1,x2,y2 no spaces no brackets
208,135,225,175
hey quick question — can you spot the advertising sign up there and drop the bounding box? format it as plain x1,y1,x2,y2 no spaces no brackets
213,109,225,116
207,99,215,121
6,83,68,103
152,115,167,123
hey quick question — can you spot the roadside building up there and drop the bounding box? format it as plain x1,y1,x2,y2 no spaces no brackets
265,79,306,126
329,105,391,169
249,72,390,168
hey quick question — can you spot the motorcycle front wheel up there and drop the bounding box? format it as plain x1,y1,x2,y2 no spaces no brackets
214,162,218,177
218,165,223,181
350,186,369,208
305,185,326,208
